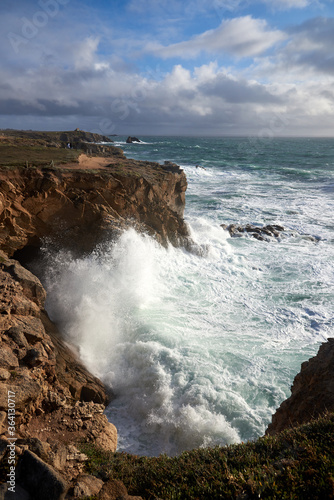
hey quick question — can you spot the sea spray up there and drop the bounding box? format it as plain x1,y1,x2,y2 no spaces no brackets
40,136,334,456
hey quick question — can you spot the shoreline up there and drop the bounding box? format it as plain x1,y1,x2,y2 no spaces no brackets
0,130,333,499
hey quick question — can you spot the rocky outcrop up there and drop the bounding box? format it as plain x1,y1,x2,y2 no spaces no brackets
221,223,320,243
126,136,141,143
0,134,189,497
0,158,188,257
0,129,113,148
0,252,117,490
221,223,285,241
266,338,334,435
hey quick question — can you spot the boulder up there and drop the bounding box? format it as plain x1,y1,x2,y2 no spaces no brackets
126,136,141,143
98,479,143,500
221,223,285,241
16,450,68,500
72,474,104,498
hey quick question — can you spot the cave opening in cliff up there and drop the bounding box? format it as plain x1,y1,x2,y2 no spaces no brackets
13,244,43,269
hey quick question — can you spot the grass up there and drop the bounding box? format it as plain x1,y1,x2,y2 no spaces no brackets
0,144,80,167
80,412,334,499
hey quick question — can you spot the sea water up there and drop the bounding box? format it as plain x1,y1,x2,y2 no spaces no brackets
43,136,334,456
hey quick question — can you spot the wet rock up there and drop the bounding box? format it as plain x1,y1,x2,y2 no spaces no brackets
126,136,141,143
221,223,285,241
267,338,334,435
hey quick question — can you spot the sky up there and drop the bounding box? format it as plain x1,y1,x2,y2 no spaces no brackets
1,0,334,137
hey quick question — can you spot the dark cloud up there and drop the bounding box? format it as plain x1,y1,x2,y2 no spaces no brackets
284,17,334,74
199,74,282,104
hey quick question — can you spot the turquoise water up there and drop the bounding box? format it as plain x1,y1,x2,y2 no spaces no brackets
44,136,334,456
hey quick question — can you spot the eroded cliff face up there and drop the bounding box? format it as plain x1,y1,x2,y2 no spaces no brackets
266,338,334,435
0,159,188,257
0,150,187,498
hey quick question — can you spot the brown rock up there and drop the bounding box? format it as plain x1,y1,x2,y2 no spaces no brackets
95,419,117,452
267,338,334,435
0,368,11,381
72,474,104,498
0,345,19,369
98,479,143,500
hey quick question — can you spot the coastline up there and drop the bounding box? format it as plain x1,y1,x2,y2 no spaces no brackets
0,130,333,499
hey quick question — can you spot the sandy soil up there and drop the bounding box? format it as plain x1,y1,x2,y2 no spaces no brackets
61,153,116,170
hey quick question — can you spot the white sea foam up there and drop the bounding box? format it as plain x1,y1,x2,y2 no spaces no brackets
40,137,334,456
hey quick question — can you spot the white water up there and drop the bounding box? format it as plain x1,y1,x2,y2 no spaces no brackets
40,137,334,456
42,221,331,456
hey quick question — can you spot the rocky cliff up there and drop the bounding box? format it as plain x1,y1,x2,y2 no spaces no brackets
266,338,334,435
0,156,188,257
0,132,188,499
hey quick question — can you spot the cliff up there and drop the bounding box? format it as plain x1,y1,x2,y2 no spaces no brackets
0,131,188,499
0,156,188,258
266,338,334,435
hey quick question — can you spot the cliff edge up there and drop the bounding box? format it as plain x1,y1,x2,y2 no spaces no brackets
0,131,188,499
266,338,334,435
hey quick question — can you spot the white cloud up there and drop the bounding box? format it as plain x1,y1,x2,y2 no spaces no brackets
262,0,312,8
149,16,286,59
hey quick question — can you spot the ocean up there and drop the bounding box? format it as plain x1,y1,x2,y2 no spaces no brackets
43,136,334,456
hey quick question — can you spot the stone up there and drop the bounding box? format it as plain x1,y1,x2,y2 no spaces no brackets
98,479,129,500
8,317,46,344
16,450,67,500
221,223,285,241
23,344,48,367
0,345,19,369
0,378,41,411
17,438,52,463
267,338,334,435
95,420,117,452
0,483,31,500
4,261,46,307
0,368,11,380
72,474,104,498
126,136,141,143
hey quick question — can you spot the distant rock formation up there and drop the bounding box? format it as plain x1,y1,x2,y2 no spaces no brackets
126,136,141,143
221,223,320,243
221,223,285,241
266,338,334,435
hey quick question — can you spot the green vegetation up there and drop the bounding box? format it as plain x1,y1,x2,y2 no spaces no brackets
81,412,334,499
0,144,80,167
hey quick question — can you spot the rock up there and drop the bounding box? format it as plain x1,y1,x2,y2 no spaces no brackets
267,338,334,435
0,483,31,500
3,260,46,307
23,344,49,367
0,153,188,254
0,345,19,369
72,474,104,498
0,368,11,380
95,420,117,452
98,479,143,500
0,378,41,412
126,136,141,143
17,450,68,500
221,223,285,241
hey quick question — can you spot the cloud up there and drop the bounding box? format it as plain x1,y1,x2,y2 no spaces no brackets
257,17,334,77
148,16,286,59
262,0,312,8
